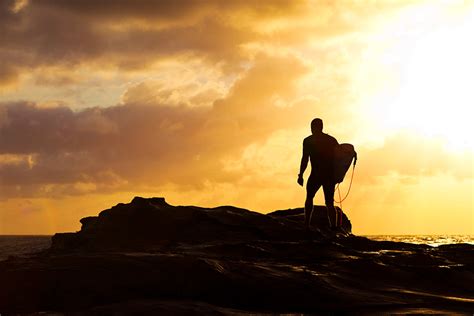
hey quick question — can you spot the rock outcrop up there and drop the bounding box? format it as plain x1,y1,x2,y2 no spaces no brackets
51,197,351,251
1,197,472,315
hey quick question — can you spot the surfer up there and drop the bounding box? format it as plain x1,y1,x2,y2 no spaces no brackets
298,118,339,230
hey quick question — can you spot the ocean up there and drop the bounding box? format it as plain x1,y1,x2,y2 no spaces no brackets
0,235,52,261
0,235,472,261
364,235,474,247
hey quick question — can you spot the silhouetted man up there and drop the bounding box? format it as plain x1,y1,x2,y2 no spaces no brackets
298,118,338,230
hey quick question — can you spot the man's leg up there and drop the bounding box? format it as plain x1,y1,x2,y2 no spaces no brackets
322,182,336,228
304,192,314,229
305,175,321,230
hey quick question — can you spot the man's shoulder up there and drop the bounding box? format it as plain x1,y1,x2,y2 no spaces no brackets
303,135,313,144
323,133,338,144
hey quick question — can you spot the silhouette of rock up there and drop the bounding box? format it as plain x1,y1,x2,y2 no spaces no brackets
0,197,472,315
51,197,351,251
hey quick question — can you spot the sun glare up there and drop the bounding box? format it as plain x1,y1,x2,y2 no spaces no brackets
370,4,474,152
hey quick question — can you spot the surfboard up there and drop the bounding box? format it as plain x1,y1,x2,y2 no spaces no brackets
334,143,357,184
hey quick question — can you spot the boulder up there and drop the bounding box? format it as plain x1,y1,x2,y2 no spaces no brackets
51,197,351,251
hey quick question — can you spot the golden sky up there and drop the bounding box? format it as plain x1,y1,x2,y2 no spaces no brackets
0,0,473,235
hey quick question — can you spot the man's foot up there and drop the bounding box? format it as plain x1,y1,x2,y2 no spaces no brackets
303,226,314,240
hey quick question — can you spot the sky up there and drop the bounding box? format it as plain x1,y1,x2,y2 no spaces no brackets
0,0,473,235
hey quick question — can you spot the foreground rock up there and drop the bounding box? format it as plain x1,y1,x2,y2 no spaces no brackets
0,197,472,315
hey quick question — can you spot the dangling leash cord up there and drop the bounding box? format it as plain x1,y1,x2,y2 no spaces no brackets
334,156,357,205
333,153,357,227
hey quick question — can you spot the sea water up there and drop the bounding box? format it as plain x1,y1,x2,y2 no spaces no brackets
364,235,474,247
0,235,472,261
0,235,51,261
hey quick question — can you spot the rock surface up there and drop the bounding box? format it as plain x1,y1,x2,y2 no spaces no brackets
51,196,351,251
0,197,472,315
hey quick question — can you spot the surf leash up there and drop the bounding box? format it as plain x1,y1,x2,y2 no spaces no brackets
334,159,356,205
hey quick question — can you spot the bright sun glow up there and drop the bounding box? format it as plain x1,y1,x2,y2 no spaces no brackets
370,5,474,152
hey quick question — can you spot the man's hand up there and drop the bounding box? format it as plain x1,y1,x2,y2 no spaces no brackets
297,174,304,186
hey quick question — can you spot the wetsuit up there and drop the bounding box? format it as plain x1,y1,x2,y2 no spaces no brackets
303,133,339,205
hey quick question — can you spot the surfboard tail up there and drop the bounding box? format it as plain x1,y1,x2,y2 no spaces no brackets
334,143,356,184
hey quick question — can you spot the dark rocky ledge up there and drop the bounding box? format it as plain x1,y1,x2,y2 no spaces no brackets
0,197,472,315
50,196,351,252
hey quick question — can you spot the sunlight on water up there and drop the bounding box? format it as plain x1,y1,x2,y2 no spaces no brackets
365,235,474,247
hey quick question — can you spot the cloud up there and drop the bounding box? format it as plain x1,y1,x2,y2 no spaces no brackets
0,105,9,128
35,0,306,24
0,1,272,89
121,70,227,108
0,62,20,89
0,0,416,91
356,133,474,184
0,55,319,198
3,48,470,200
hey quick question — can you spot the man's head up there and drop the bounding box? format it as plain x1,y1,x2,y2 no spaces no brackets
311,118,323,134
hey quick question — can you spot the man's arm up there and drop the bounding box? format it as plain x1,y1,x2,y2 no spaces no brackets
298,140,309,186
